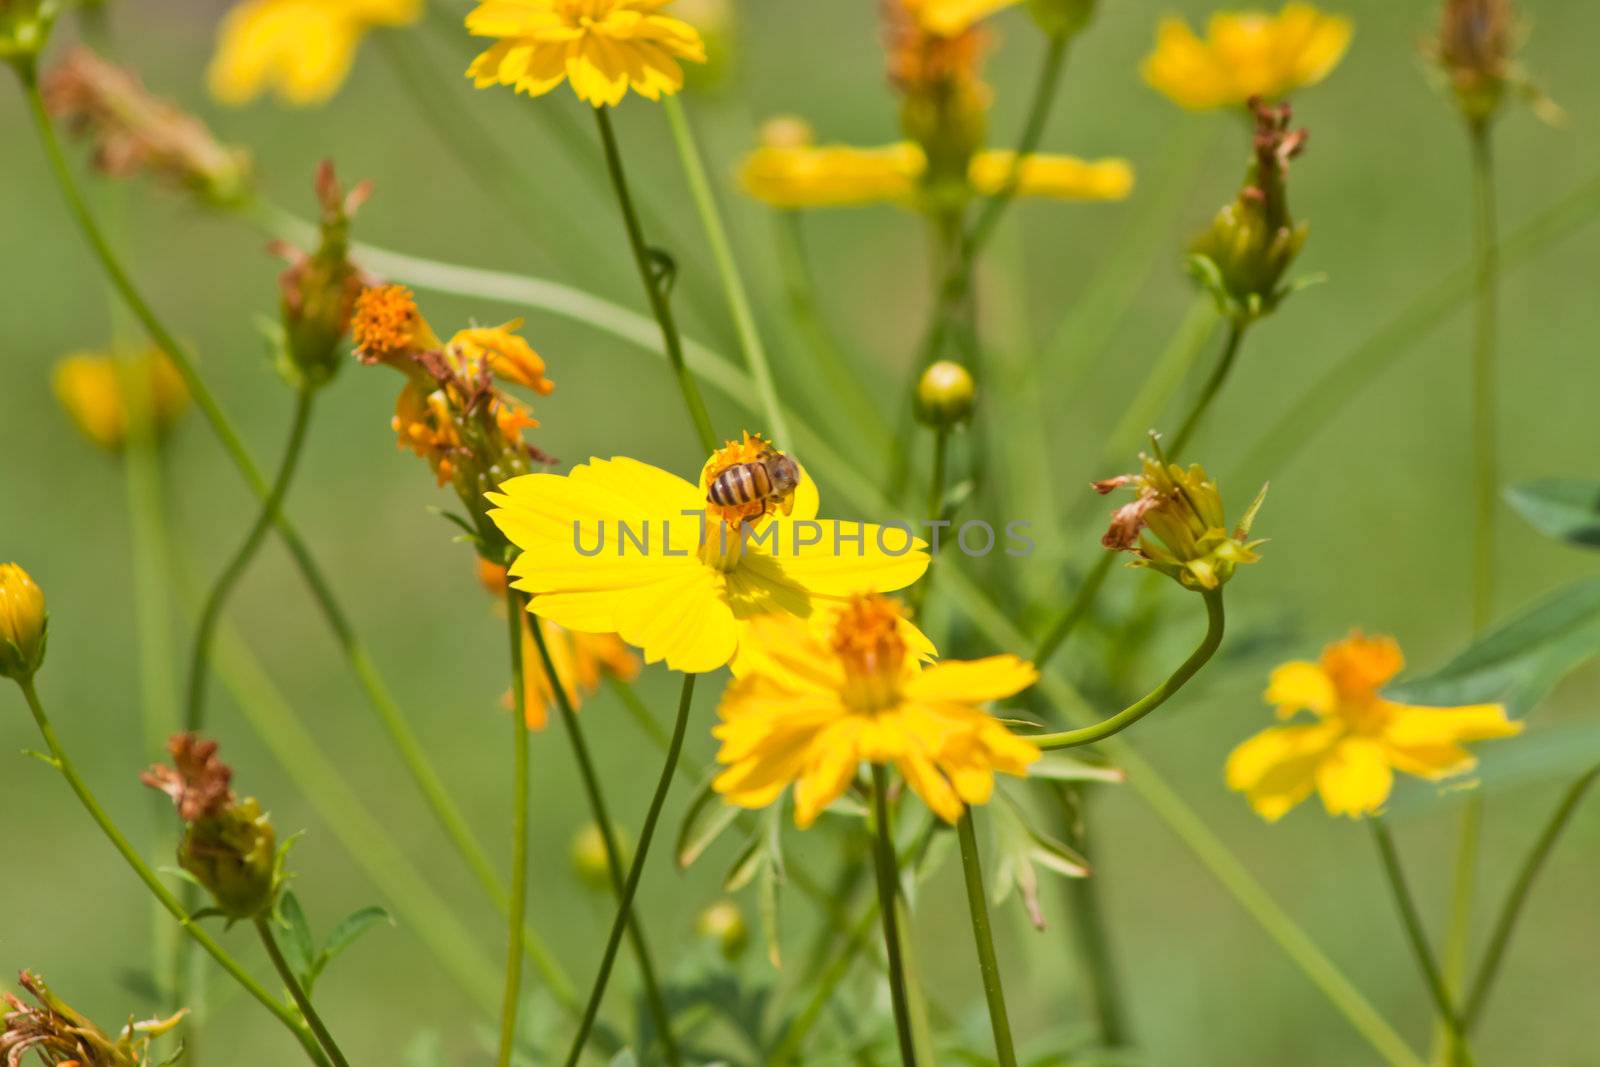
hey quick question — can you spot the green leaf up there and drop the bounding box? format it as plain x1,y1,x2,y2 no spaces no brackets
1385,577,1600,717
676,776,742,869
307,905,395,989
722,833,765,894
1028,752,1126,785
276,891,316,986
1507,478,1600,550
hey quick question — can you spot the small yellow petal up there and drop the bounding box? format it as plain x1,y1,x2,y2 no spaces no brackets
1315,737,1393,819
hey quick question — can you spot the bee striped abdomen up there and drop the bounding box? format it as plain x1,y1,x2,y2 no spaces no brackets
710,462,773,507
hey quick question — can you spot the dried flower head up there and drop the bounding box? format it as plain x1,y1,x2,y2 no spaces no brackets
272,161,375,387
2,971,185,1067
142,734,279,920
42,47,252,207
1189,97,1311,322
1095,445,1267,592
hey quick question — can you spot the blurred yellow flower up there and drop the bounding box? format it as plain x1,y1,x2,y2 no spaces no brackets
485,437,929,674
1141,3,1352,111
209,0,421,106
905,0,1021,36
1226,632,1522,821
465,0,706,107
714,594,1038,827
738,139,1133,210
52,349,189,453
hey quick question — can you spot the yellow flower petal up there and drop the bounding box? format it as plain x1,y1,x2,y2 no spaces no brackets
1384,703,1522,747
1141,3,1352,111
1315,737,1393,818
755,520,930,597
905,655,1037,704
968,152,1135,201
1225,721,1341,822
736,142,924,209
1264,660,1337,719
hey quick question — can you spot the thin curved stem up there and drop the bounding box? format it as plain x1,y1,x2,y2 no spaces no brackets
533,625,679,1066
663,95,790,451
1034,588,1224,750
1468,125,1499,633
11,678,329,1067
497,584,533,1067
594,105,718,454
1369,820,1476,1067
1464,763,1600,1028
255,918,351,1067
184,388,315,731
1033,322,1247,668
560,673,696,1067
869,765,919,1067
956,810,1018,1067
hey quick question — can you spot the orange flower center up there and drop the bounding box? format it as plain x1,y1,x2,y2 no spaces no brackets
831,594,908,711
353,285,424,362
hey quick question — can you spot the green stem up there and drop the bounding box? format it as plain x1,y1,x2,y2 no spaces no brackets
1033,322,1247,668
663,96,790,452
869,765,919,1067
1369,820,1476,1067
497,585,533,1067
1464,764,1600,1028
561,673,697,1067
767,896,880,1067
255,918,351,1067
956,810,1018,1067
184,388,315,732
11,678,329,1067
534,627,680,1066
908,428,949,616
19,65,515,953
1033,589,1224,750
1468,124,1499,633
1053,784,1129,1046
594,105,718,454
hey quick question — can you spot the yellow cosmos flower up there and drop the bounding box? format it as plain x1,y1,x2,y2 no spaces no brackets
905,0,1022,36
1226,632,1522,822
714,594,1039,827
465,0,707,108
738,140,1133,210
486,434,930,674
53,349,190,453
1142,3,1352,111
210,0,421,106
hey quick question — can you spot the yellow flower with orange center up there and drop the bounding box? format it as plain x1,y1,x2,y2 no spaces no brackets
714,594,1039,827
52,349,190,453
209,0,421,106
1141,3,1352,111
485,435,929,674
1226,632,1522,821
464,0,707,108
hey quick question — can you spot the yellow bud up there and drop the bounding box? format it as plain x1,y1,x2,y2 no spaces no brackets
52,350,190,453
571,823,620,891
916,360,976,428
0,563,47,681
695,900,749,961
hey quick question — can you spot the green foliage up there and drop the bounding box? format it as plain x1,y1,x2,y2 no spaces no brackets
274,890,395,996
1507,478,1600,550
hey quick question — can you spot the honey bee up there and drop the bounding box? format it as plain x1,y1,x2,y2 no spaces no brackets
708,448,802,517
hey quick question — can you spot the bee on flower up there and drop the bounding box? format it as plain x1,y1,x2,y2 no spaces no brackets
1142,3,1353,112
464,0,708,107
486,432,929,674
209,0,421,106
353,285,555,540
713,593,1039,826
52,348,190,455
1227,632,1522,820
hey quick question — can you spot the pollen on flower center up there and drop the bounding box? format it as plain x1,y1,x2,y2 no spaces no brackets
831,594,909,711
352,284,423,362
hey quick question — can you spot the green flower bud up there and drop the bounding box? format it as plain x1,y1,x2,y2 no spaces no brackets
571,822,620,891
276,161,371,388
0,0,59,74
0,563,47,682
695,900,748,961
916,360,976,428
180,796,278,920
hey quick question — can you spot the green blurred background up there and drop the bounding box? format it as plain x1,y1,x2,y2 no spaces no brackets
2,0,1598,1063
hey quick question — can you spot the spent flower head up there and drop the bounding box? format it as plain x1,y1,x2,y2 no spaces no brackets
210,0,422,106
1227,631,1522,820
0,563,47,682
42,47,252,207
1094,444,1267,592
1430,0,1557,128
142,733,280,920
53,347,190,454
2,971,185,1067
271,161,374,388
465,0,707,107
1189,97,1310,322
1142,3,1352,111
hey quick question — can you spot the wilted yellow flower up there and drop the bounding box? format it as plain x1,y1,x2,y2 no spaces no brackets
738,139,1132,210
53,349,190,453
714,594,1038,826
465,0,707,107
2,971,185,1067
1142,3,1352,111
0,563,47,682
273,161,373,386
486,435,929,674
210,0,421,106
1227,632,1522,821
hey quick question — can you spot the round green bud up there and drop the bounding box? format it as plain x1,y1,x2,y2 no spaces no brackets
571,823,619,891
695,900,748,961
915,360,976,428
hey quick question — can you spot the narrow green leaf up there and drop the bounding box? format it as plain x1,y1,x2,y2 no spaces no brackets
1386,577,1600,717
1029,752,1126,785
314,905,395,982
677,777,742,869
722,833,765,893
1507,479,1600,550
